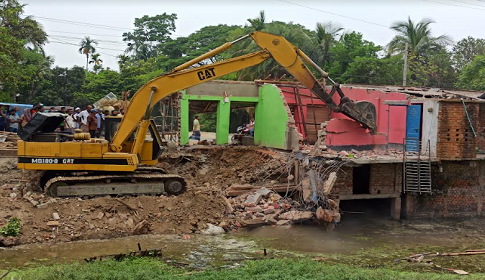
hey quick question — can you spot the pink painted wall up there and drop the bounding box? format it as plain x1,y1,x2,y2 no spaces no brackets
279,85,409,148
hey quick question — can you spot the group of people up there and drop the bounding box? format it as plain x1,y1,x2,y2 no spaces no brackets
0,103,125,138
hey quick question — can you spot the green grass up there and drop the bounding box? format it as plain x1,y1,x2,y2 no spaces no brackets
5,257,485,280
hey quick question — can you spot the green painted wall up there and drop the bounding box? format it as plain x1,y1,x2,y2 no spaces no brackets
254,84,288,149
216,100,231,144
180,99,189,145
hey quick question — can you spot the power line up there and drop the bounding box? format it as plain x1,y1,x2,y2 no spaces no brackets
422,0,485,11
276,0,389,28
48,30,123,38
29,15,131,31
49,39,126,52
449,0,485,7
49,34,127,46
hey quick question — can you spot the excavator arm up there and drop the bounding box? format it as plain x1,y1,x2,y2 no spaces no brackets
110,31,377,152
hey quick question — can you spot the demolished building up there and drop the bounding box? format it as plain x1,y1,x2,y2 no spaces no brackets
160,80,485,221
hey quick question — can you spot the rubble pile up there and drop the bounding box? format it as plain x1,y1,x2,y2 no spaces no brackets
226,186,339,228
0,131,19,149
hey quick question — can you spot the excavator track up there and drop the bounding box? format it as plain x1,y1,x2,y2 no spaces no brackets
44,169,185,197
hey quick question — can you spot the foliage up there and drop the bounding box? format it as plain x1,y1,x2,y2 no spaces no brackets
197,112,217,132
0,217,21,237
452,36,485,71
387,17,451,56
78,37,98,71
89,53,103,74
314,21,344,68
327,32,381,80
456,55,485,91
343,55,403,85
0,0,47,102
123,14,177,61
78,70,123,106
10,257,485,280
408,48,457,88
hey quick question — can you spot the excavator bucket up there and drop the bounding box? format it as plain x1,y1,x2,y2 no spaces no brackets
341,100,377,135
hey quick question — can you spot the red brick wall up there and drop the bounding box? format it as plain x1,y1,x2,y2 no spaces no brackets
332,166,353,195
437,102,478,159
477,103,485,153
369,164,402,195
406,160,485,218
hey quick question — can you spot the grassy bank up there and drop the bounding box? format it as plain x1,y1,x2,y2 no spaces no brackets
4,257,485,280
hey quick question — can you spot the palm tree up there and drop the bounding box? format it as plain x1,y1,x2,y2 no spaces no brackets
314,22,344,67
89,53,103,73
78,37,98,71
387,17,452,56
247,10,266,31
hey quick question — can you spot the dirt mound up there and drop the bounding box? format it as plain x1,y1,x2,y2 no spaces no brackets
0,146,289,246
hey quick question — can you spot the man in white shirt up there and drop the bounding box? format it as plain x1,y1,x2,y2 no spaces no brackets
65,108,76,134
79,105,92,132
73,107,81,129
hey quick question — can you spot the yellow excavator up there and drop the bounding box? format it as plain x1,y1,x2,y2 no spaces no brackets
17,31,377,197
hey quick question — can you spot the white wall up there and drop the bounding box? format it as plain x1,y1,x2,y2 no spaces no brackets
421,100,439,157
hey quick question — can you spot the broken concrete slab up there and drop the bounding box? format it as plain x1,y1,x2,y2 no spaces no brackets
240,218,266,228
256,187,272,197
245,193,262,207
323,172,337,195
276,220,290,226
246,206,263,213
201,223,225,235
278,211,313,222
52,213,60,220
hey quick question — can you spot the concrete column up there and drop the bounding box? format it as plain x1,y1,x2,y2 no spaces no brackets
180,99,189,145
216,100,230,145
391,197,401,220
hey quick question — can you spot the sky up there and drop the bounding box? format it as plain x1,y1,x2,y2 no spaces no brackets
23,0,485,71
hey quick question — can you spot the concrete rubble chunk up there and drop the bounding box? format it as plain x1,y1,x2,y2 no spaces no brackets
0,236,20,247
256,187,272,197
276,220,291,226
47,221,60,227
133,220,149,235
201,223,225,235
246,206,263,213
97,212,105,220
9,193,17,198
244,192,262,207
52,213,60,220
323,172,337,195
278,211,313,222
240,218,266,228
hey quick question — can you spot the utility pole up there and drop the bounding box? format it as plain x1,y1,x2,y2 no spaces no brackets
403,43,408,87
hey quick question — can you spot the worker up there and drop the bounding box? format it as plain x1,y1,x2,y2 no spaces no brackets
95,110,104,138
79,105,92,132
247,117,255,137
59,107,66,131
87,110,98,138
7,110,20,133
73,107,81,129
189,115,201,141
65,108,76,134
20,108,33,127
0,105,7,131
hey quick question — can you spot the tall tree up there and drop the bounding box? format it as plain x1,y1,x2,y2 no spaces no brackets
452,36,485,71
247,10,266,31
314,22,343,67
78,37,98,71
456,55,485,91
123,13,177,61
89,53,103,73
387,17,451,56
0,0,48,101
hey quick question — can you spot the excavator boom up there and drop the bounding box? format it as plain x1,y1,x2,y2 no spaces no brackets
111,31,377,152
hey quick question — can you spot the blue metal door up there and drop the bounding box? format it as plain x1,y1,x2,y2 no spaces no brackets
406,105,422,152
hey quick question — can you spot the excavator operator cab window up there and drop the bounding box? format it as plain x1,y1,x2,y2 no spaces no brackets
104,116,134,142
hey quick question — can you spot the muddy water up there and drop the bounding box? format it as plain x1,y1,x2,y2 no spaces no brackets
2,216,485,269
0,234,261,269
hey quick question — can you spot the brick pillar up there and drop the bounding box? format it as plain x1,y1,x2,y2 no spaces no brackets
391,197,401,220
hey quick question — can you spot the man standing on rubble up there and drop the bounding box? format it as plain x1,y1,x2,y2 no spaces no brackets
189,115,201,141
79,105,92,132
